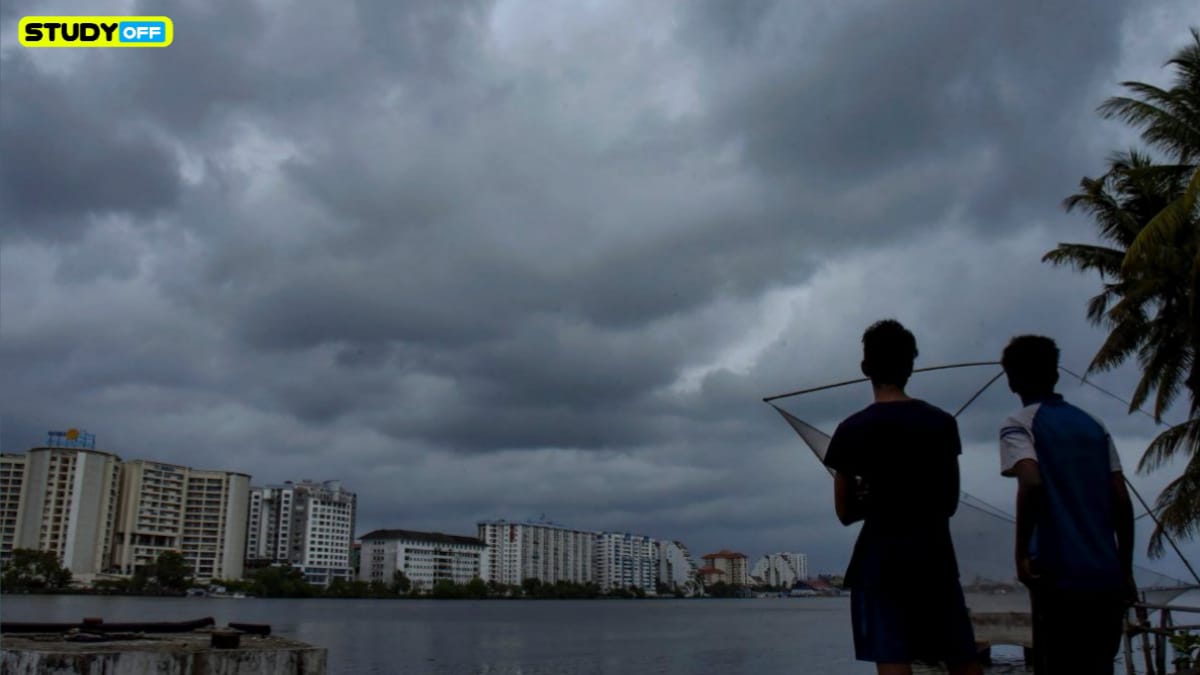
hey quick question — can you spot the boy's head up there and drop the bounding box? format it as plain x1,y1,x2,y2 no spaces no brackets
1001,335,1060,398
860,319,918,388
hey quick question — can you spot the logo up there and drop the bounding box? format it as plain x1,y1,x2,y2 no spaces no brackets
20,16,173,48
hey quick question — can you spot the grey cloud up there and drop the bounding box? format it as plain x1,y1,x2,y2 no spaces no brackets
3,0,1198,576
689,0,1130,228
0,56,182,239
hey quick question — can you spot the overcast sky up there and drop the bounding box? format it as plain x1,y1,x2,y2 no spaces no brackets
2,0,1198,581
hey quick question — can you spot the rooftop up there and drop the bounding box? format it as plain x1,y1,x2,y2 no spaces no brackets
360,529,484,547
702,550,747,560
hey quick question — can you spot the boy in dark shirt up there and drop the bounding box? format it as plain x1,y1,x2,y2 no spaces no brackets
824,320,980,675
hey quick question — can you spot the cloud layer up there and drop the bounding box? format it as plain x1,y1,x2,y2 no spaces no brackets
3,0,1198,578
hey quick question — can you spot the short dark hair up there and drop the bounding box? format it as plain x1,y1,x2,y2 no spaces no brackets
862,319,918,387
1001,335,1060,395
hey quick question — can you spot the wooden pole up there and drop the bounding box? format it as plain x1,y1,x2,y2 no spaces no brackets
1155,609,1170,675
1136,603,1156,675
1124,608,1137,675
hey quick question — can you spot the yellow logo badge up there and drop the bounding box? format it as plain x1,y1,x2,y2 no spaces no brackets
20,16,173,48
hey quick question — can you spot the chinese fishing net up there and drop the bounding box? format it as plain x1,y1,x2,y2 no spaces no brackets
766,363,1197,616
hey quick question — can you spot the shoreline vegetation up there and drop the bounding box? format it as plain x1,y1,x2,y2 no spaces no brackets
1,549,843,600
1,576,838,601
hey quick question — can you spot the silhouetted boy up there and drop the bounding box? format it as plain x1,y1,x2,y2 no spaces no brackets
999,335,1135,675
825,320,980,675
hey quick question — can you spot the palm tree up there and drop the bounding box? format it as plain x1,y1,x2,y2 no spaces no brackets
1043,29,1200,555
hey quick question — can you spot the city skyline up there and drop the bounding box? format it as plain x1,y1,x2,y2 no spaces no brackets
0,436,812,586
3,0,1199,581
1,429,834,572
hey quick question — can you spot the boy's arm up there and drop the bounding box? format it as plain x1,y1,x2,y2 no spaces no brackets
1104,427,1136,600
1000,416,1041,586
944,417,963,517
1111,472,1135,585
826,425,864,526
1012,458,1044,587
833,472,865,526
943,459,961,518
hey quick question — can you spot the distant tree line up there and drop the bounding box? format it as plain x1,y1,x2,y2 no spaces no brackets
1,549,73,591
2,552,717,599
212,569,667,600
1,549,192,595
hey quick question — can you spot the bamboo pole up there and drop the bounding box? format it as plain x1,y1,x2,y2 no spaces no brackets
1135,602,1156,675
1124,609,1137,675
1156,609,1170,675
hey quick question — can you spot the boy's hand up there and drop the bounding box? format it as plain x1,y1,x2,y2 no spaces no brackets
1016,555,1041,588
1124,573,1139,606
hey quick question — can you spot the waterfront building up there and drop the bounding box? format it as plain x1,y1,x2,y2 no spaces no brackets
11,432,122,582
594,532,658,593
358,529,486,589
700,550,749,586
697,566,727,589
478,519,595,586
657,540,699,594
112,460,250,582
245,480,356,586
0,453,27,564
751,552,808,588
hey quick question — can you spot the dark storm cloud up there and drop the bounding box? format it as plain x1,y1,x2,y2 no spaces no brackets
0,56,182,239
687,0,1129,226
2,0,1198,576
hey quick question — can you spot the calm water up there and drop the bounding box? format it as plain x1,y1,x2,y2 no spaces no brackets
1,595,1031,674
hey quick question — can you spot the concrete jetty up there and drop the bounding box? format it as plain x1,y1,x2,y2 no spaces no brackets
1,624,326,675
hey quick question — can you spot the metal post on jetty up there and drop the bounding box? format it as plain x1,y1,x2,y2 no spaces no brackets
0,617,327,675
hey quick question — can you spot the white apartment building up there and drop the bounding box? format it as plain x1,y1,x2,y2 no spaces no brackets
751,552,808,588
13,442,122,582
594,532,658,594
246,480,356,586
478,519,595,586
657,540,699,594
358,529,486,589
112,460,250,582
0,453,27,564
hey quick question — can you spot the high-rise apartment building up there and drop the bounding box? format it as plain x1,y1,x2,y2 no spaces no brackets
0,453,28,564
13,439,122,582
112,460,250,582
700,550,749,586
478,519,595,586
358,529,486,589
594,532,658,593
751,552,808,588
245,480,356,586
657,540,699,594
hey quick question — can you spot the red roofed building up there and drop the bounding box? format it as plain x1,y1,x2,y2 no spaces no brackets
697,566,726,586
700,550,749,586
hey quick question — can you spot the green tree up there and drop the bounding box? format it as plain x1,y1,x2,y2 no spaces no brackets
249,564,317,598
129,567,151,593
431,579,463,599
705,581,736,598
1,549,72,591
464,577,489,599
1045,28,1200,553
521,577,541,598
390,570,412,595
325,579,372,598
153,550,192,591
